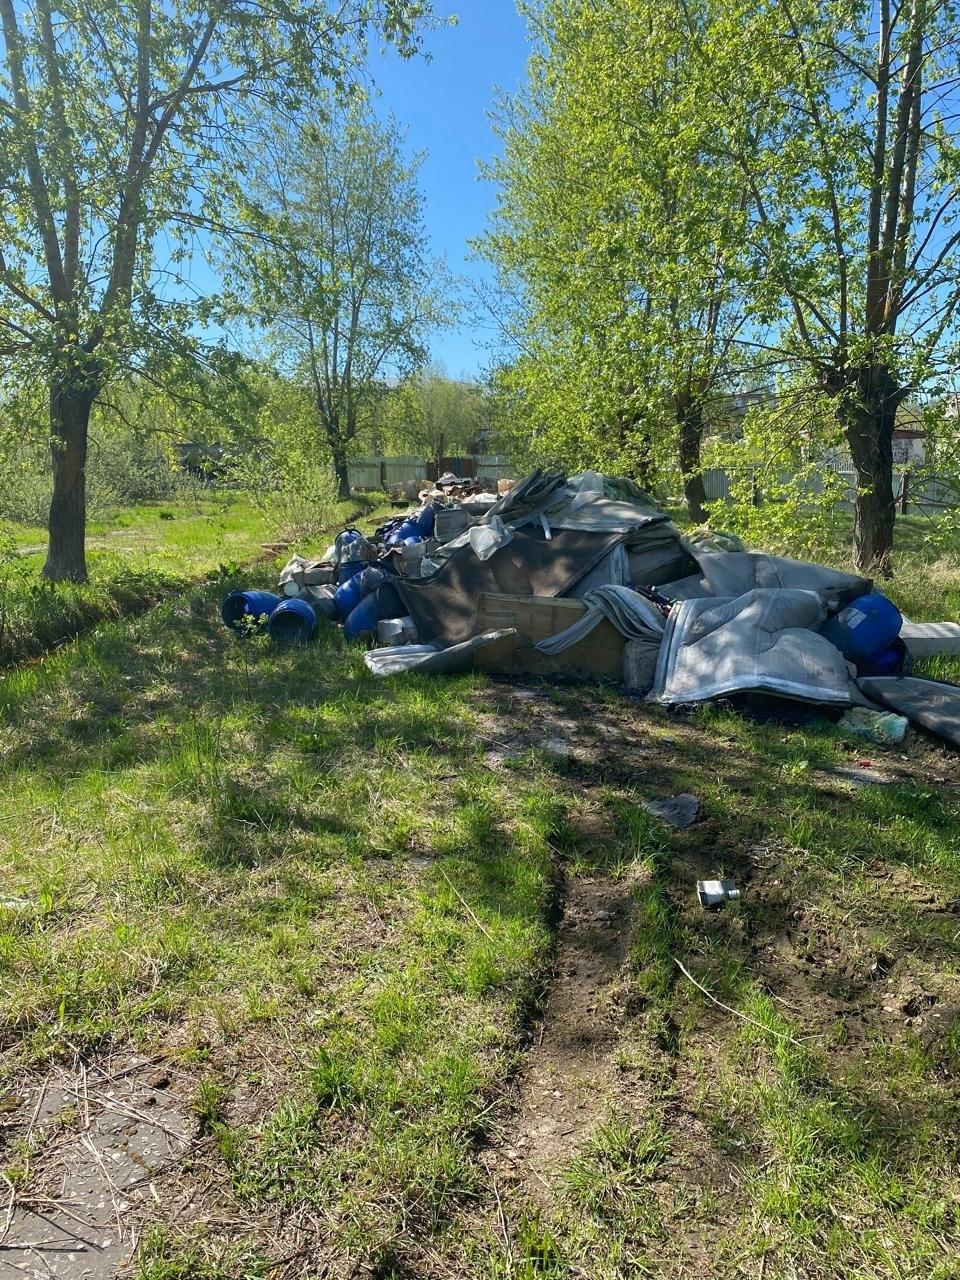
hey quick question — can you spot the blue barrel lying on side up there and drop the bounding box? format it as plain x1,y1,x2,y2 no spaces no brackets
333,566,386,621
221,590,282,633
860,638,909,676
822,592,903,673
267,597,318,646
343,583,405,641
386,519,423,547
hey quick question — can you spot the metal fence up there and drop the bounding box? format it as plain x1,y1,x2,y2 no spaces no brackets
348,455,958,516
703,466,958,515
347,455,515,491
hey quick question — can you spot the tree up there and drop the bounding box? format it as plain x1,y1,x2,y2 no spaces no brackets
229,104,448,498
479,0,754,520
695,0,960,573
376,363,487,461
0,0,437,581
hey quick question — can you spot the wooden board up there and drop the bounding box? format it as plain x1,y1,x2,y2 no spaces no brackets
473,593,624,679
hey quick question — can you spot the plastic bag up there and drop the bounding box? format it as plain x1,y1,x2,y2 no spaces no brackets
469,516,513,561
569,469,605,510
839,706,909,745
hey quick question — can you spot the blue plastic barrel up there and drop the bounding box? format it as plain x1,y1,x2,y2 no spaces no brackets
415,504,436,536
335,528,363,558
332,566,385,621
337,559,366,586
221,590,282,633
343,583,405,640
386,519,422,547
822,592,902,668
267,598,317,645
860,638,907,677
333,573,364,620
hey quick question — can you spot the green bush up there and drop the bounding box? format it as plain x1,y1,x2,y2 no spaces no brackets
86,431,180,508
0,450,53,526
236,448,341,542
0,431,190,529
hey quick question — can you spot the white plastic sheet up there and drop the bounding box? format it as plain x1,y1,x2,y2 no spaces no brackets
469,516,513,561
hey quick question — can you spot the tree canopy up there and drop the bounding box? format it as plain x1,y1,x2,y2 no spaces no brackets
483,0,960,570
0,0,438,579
227,102,448,497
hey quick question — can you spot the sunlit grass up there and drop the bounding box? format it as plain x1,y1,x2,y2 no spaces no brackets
0,499,957,1277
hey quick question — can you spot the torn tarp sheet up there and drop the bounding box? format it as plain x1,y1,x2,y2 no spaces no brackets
693,553,871,611
536,586,666,655
397,526,628,645
648,588,859,706
858,676,960,748
484,467,677,536
364,629,517,677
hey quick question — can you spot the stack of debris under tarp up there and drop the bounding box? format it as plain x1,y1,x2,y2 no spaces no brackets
230,467,960,750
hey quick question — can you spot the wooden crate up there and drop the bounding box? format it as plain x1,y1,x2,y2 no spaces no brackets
473,593,624,679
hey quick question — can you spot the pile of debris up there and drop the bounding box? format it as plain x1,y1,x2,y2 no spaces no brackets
221,468,960,749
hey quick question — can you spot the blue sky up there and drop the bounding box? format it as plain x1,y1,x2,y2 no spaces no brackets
366,2,531,379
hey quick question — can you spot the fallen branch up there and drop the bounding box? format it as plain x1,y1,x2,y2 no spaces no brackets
672,957,804,1047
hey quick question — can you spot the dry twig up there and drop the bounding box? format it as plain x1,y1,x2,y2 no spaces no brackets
673,957,804,1047
439,868,497,945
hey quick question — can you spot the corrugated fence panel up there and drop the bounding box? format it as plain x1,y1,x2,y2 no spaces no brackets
910,477,958,512
348,457,959,515
348,461,381,489
475,455,516,481
703,468,733,501
704,466,958,514
383,457,429,486
348,455,518,489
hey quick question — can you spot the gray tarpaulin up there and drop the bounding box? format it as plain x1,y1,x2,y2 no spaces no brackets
364,630,517,677
483,469,568,523
627,534,698,588
693,553,871,610
397,526,629,645
649,588,860,705
484,468,681,537
658,573,714,601
536,586,665,655
564,544,630,596
424,469,694,582
858,676,960,748
565,527,695,595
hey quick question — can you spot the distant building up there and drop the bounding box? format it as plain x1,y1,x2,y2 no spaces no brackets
891,426,926,465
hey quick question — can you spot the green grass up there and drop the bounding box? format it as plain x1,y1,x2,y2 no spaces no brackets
0,490,389,666
462,689,960,1278
0,586,564,1273
0,504,957,1278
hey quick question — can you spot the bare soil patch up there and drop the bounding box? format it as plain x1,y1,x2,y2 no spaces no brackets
483,872,640,1203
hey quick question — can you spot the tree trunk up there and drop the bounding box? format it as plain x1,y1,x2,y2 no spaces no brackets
834,365,900,578
331,444,351,501
42,375,97,583
676,395,708,523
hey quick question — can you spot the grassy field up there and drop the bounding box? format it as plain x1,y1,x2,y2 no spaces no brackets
0,509,957,1279
0,492,386,667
